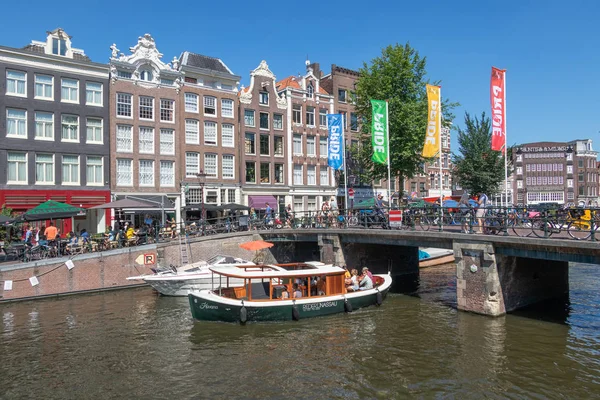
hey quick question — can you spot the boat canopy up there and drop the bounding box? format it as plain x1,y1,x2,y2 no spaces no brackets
209,265,344,279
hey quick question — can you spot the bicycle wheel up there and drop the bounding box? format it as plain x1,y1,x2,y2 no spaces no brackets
510,216,531,237
531,218,553,238
567,222,591,240
417,216,431,231
347,216,358,227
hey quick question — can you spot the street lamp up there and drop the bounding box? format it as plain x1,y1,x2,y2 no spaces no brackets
196,170,207,236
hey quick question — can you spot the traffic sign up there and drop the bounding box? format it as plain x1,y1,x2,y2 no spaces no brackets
348,188,355,199
389,210,402,228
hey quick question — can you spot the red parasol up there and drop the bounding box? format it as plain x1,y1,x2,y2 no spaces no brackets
239,240,274,251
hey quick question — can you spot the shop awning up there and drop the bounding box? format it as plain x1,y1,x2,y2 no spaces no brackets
248,195,277,210
115,195,174,209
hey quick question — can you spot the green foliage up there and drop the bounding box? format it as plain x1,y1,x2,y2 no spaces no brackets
452,112,510,195
0,204,16,243
352,43,457,183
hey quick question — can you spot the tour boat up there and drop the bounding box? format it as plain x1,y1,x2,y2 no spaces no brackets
127,255,256,296
188,264,392,323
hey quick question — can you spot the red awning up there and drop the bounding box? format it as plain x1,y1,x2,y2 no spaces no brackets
248,195,277,210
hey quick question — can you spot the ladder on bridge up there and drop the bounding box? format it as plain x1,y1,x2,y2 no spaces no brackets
178,233,190,266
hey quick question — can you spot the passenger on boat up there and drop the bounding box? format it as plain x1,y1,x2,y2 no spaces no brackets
317,275,326,295
280,287,289,299
358,268,373,290
346,269,359,292
292,283,302,298
362,267,374,282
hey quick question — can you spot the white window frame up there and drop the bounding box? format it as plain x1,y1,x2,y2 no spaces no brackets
116,125,133,153
275,163,284,184
160,99,175,123
222,124,234,147
221,98,234,118
34,74,53,100
259,91,269,105
320,168,329,186
204,121,217,145
259,112,269,130
116,93,133,118
222,155,234,179
160,128,175,155
306,107,315,127
62,155,80,185
6,70,26,97
273,114,283,130
204,96,217,116
185,119,200,144
116,158,133,186
204,153,218,178
274,136,284,157
6,108,27,138
186,152,200,178
86,117,103,144
185,93,199,113
245,133,255,155
293,164,303,185
139,96,154,121
307,165,316,185
306,136,316,156
86,82,103,106
61,78,79,103
7,152,28,184
160,160,175,187
86,156,104,186
319,108,327,127
293,134,303,155
293,105,302,124
139,160,155,187
319,137,327,158
35,153,54,185
61,114,79,142
35,111,54,141
139,127,155,154
244,109,255,127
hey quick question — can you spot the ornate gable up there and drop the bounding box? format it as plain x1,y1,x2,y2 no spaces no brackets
240,60,286,109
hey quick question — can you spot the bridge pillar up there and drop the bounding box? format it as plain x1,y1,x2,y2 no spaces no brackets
317,234,345,265
454,240,569,316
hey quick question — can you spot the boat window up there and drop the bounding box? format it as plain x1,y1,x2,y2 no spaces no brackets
207,255,225,265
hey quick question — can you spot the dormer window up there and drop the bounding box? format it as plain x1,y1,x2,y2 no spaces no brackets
52,38,67,56
140,69,153,82
307,84,314,99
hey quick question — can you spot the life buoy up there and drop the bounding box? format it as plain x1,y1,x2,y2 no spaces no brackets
292,303,300,321
240,302,247,324
344,299,353,313
375,290,383,306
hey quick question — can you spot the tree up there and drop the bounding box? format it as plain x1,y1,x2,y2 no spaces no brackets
452,112,510,196
352,43,457,187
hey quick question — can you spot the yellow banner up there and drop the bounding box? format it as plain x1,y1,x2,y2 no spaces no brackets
422,84,441,158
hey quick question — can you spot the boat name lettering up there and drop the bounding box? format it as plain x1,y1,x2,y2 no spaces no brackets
302,301,338,311
198,302,218,310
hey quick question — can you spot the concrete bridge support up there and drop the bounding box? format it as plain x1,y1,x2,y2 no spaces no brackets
454,240,569,316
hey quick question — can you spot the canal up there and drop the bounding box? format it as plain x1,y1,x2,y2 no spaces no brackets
1,264,599,399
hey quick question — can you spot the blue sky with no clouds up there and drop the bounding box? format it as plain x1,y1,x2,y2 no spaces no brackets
1,0,598,154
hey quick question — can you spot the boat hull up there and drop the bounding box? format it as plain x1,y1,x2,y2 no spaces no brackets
188,275,391,323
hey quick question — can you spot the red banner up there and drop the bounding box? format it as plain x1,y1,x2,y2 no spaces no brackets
490,67,506,152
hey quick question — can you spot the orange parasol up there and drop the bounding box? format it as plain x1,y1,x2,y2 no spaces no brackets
239,240,274,251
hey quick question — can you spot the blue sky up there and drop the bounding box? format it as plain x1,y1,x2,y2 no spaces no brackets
1,0,598,154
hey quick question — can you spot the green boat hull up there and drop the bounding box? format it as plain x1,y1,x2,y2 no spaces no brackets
188,288,389,323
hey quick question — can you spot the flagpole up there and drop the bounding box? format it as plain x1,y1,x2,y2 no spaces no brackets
504,70,508,207
438,87,443,229
385,101,391,205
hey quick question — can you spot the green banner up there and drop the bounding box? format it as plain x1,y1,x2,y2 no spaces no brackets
371,100,388,165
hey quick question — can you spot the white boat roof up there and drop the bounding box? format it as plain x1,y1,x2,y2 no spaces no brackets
209,264,344,279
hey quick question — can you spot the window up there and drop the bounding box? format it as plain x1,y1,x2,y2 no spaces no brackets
293,164,303,185
293,134,302,155
185,93,198,113
307,196,316,211
273,114,283,130
307,84,314,99
117,93,132,117
307,166,316,185
6,70,26,96
204,121,217,145
260,163,270,183
86,156,103,186
206,191,218,203
516,154,523,162
274,136,284,156
579,186,585,196
516,166,522,175
116,125,133,152
260,135,270,155
116,159,133,186
306,107,315,126
7,109,27,138
306,136,316,156
35,112,53,140
245,133,255,154
161,78,174,86
139,127,155,154
320,168,329,186
567,165,573,174
319,108,327,127
52,38,67,56
204,154,217,177
86,82,103,106
160,161,174,187
185,119,199,144
567,179,573,188
320,137,327,158
140,69,153,81
185,77,197,84
160,129,174,155
86,118,103,143
36,154,54,184
7,152,27,184
260,112,269,129
204,96,216,115
350,91,357,104
62,155,79,185
139,96,154,120
221,99,234,118
578,159,584,168
61,78,78,103
293,105,302,124
244,110,255,127
350,113,358,131
186,152,199,177
259,91,269,105
275,164,284,183
222,155,234,179
294,196,303,212
246,162,256,183
160,99,175,122
338,89,347,103
61,115,79,142
34,74,53,99
139,160,154,186
579,173,584,182
117,70,132,79
222,124,234,147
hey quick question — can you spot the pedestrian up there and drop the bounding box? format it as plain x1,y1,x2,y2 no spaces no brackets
476,191,488,233
459,192,471,233
265,202,273,224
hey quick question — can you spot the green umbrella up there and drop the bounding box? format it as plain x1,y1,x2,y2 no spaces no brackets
19,200,86,222
353,198,389,210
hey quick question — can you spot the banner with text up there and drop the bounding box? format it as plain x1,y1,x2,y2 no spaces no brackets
490,67,506,153
327,114,344,170
371,100,388,165
422,84,441,158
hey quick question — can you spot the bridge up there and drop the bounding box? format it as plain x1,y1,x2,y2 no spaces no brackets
253,228,600,317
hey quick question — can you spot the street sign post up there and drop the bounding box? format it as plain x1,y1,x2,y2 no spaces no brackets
348,188,355,199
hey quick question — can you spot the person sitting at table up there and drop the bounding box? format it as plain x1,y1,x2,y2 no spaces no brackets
125,225,135,240
38,226,48,246
292,283,302,298
80,229,90,243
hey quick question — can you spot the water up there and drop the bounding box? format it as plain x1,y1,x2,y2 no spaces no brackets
1,264,599,399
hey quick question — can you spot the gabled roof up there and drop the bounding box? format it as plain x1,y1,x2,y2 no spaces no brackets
180,51,235,76
276,75,330,94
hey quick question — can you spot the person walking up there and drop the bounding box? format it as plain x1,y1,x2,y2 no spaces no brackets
476,191,488,234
